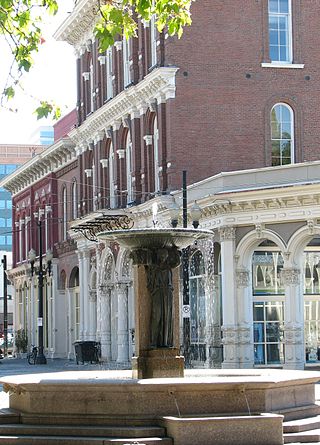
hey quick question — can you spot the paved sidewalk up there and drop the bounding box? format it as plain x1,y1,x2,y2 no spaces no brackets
0,356,100,375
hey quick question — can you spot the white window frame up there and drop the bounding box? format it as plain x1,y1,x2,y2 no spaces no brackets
268,0,293,64
92,162,97,211
252,246,285,367
62,187,67,240
126,134,133,204
150,13,157,67
153,117,160,193
90,62,94,112
106,47,113,100
109,144,115,208
24,219,28,260
123,36,131,88
270,103,295,166
72,181,77,219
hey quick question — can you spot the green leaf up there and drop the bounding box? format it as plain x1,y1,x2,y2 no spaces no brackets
3,86,15,99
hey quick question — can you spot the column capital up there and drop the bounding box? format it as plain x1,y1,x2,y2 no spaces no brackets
236,269,250,288
116,281,132,293
89,290,97,302
284,323,303,344
281,268,300,286
221,325,238,344
219,226,235,241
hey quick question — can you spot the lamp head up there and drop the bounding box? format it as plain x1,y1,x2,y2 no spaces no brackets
190,201,201,229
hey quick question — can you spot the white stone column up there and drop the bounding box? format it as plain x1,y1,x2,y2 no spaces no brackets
219,226,239,368
116,282,130,363
204,273,215,368
88,290,97,341
77,251,85,340
100,284,112,360
282,268,304,370
82,249,90,339
236,269,254,368
66,288,73,359
30,277,36,346
95,246,103,342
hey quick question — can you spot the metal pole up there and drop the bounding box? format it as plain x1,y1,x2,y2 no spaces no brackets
182,170,190,366
2,255,7,357
36,218,46,364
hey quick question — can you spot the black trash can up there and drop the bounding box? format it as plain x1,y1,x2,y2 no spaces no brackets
74,341,100,364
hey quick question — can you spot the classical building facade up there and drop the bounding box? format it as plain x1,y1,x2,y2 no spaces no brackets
2,0,320,369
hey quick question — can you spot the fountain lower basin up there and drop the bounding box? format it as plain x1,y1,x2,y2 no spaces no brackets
1,368,319,445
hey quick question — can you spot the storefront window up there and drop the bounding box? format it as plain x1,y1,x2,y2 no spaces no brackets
253,248,284,366
254,302,284,365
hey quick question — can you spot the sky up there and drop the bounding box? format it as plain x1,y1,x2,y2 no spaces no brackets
0,1,76,145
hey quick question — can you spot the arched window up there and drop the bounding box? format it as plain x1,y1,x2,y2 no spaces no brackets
123,36,131,88
150,9,157,67
72,181,77,220
90,60,94,112
106,47,113,100
271,103,294,166
109,143,115,208
252,245,284,366
268,0,292,63
126,133,133,204
92,161,97,211
153,117,160,192
62,187,67,240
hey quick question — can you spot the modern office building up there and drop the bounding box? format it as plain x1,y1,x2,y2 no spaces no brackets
0,144,44,340
3,0,320,370
30,126,54,146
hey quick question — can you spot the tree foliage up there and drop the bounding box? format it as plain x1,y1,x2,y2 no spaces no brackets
0,0,194,119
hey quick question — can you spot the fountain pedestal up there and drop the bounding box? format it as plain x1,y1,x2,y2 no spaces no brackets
131,249,184,379
98,228,214,379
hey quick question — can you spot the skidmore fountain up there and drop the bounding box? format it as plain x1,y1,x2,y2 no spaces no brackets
0,223,320,444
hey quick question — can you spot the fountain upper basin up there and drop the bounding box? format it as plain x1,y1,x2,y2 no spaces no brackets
97,227,214,250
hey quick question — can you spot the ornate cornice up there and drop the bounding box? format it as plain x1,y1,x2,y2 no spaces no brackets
69,67,179,147
0,138,76,196
54,0,98,48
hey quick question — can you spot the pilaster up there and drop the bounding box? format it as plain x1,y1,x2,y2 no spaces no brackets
236,269,254,368
219,226,239,368
116,281,131,362
282,268,304,370
99,284,112,360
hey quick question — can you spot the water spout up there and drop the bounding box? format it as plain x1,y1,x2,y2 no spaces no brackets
169,390,181,417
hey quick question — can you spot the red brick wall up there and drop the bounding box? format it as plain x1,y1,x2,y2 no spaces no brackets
163,0,320,189
54,109,77,142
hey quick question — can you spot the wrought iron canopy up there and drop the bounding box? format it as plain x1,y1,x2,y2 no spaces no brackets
72,214,134,242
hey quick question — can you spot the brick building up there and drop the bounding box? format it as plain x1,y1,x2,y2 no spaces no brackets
2,0,320,368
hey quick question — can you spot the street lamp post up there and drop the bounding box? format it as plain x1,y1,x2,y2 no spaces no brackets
1,255,8,357
28,213,53,365
168,171,202,367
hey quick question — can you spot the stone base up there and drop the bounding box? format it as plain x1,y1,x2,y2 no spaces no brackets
132,348,184,379
162,414,284,445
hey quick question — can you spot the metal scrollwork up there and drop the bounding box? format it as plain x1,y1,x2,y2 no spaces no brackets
73,215,134,242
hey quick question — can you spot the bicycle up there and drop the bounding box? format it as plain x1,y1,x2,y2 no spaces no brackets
27,345,38,365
